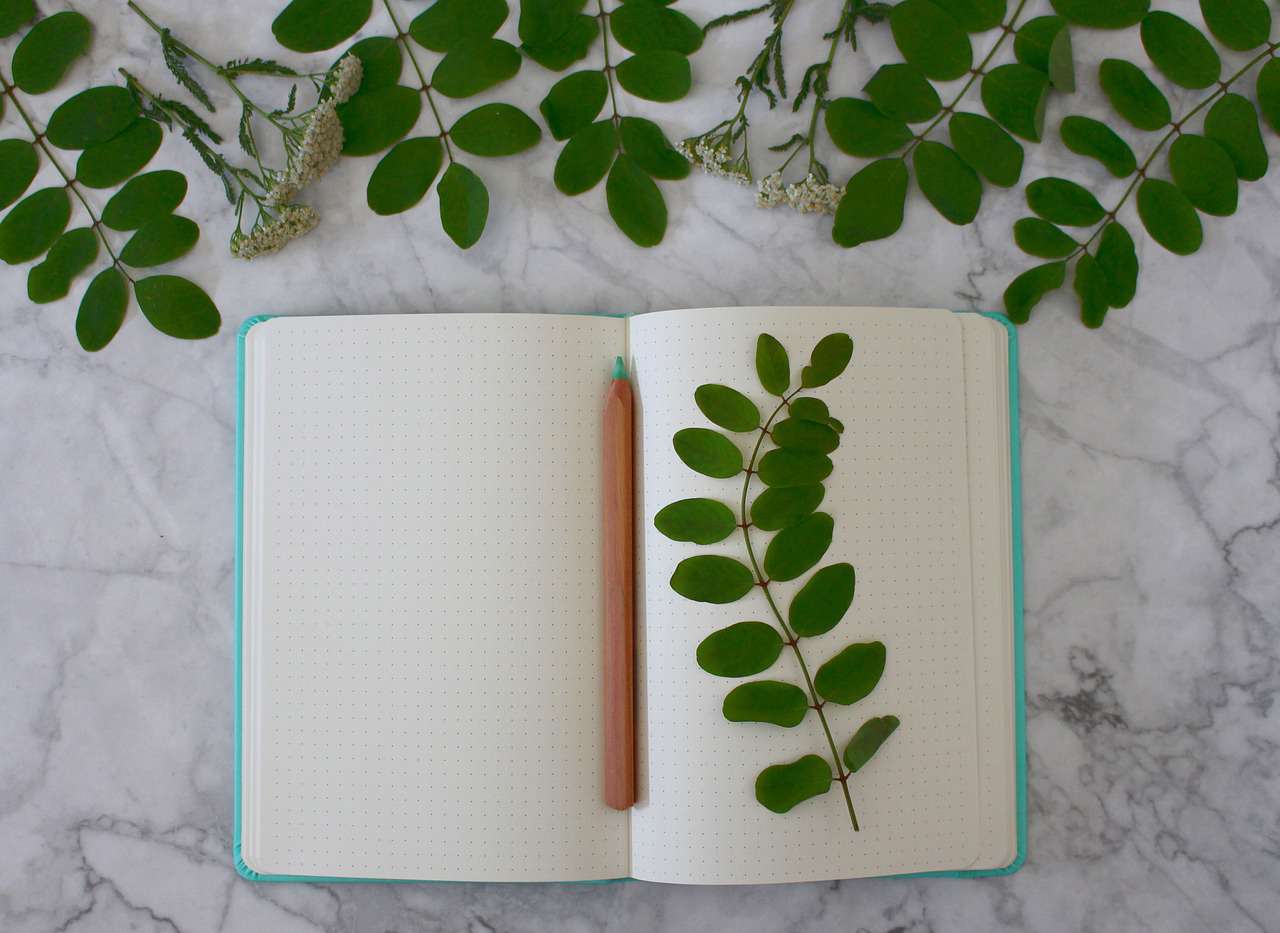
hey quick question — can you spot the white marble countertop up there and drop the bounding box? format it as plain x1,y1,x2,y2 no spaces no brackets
3,0,1278,930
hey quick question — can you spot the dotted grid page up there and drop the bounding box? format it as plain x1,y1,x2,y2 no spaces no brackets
958,315,1018,870
239,313,630,881
627,307,980,884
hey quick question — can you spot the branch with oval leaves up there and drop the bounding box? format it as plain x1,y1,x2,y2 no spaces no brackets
525,0,700,246
1004,0,1280,327
0,2,219,351
656,331,900,826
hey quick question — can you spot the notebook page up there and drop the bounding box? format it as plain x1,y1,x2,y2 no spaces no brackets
628,307,980,883
239,313,630,881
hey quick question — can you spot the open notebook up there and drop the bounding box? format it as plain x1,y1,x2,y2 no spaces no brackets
235,306,1024,884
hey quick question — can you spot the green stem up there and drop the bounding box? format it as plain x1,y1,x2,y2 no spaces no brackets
0,70,132,283
596,0,624,149
740,391,859,832
1069,41,1280,260
381,0,453,161
901,0,1031,160
801,0,853,177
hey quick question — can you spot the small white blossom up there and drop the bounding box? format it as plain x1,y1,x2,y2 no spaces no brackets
331,54,363,104
755,171,786,208
231,205,320,260
264,100,344,205
689,140,751,185
785,173,843,215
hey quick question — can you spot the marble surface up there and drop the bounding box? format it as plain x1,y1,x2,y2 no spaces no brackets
3,0,1279,930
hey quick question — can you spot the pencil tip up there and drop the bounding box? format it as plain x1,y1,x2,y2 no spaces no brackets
612,356,627,380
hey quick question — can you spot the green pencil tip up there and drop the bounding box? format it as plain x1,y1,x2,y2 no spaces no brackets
612,356,627,380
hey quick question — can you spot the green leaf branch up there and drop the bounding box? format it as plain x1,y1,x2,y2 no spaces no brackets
657,333,899,827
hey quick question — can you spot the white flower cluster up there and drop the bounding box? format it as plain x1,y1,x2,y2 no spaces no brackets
755,171,843,215
330,53,363,105
231,205,320,260
265,55,361,206
676,139,751,186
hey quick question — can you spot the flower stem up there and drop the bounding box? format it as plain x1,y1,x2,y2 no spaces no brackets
740,392,859,832
0,69,132,283
382,0,453,161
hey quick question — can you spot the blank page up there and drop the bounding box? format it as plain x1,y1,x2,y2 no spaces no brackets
627,307,982,883
239,313,630,881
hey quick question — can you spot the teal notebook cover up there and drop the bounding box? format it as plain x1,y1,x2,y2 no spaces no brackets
233,309,1026,884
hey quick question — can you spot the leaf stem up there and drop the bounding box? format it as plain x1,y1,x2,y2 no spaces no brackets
740,391,860,832
596,0,624,149
381,0,454,161
0,69,133,283
1068,41,1280,261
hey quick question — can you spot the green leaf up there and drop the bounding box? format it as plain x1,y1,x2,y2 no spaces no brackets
1169,134,1238,217
758,449,832,487
75,120,163,189
889,0,973,81
935,0,1006,31
695,384,760,432
1136,177,1202,255
1099,58,1171,131
801,333,854,388
1205,94,1267,182
1255,59,1280,134
1199,0,1271,50
1141,12,1221,90
1013,217,1077,258
673,427,742,477
76,266,127,351
606,153,666,247
914,140,982,225
614,51,691,102
654,497,738,544
948,112,1023,187
519,0,588,47
134,274,220,339
0,138,38,210
864,64,942,123
1014,15,1074,92
751,484,825,531
119,215,199,268
337,85,422,155
1094,221,1138,307
725,681,809,727
789,398,830,423
619,117,689,180
1060,116,1136,177
1026,177,1105,226
755,333,789,396
555,120,617,195
367,136,444,215
670,554,756,604
755,755,831,813
0,187,70,264
102,170,187,231
437,162,489,248
772,418,838,454
825,98,913,157
0,0,34,37
12,10,91,94
409,0,507,52
46,86,138,150
827,417,845,434
522,14,597,71
28,227,97,303
789,563,856,637
1050,0,1148,28
610,0,702,54
541,70,608,141
272,0,371,52
343,36,402,92
697,622,783,677
833,158,908,247
843,716,901,772
451,103,541,157
981,63,1049,142
1074,253,1110,328
1003,261,1066,323
432,38,522,98
814,641,886,704
763,512,833,582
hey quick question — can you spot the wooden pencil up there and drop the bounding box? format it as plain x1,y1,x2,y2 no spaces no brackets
602,355,635,810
